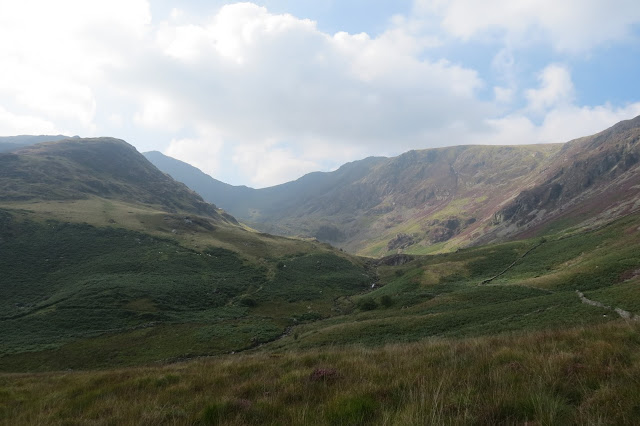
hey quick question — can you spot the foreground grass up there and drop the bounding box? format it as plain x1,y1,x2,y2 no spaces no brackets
2,321,640,425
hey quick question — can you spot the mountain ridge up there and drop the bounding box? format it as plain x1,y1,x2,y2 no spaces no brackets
147,143,562,255
1,137,219,217
487,114,640,242
147,115,640,257
0,135,72,153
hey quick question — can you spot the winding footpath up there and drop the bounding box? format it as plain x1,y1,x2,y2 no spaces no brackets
479,241,545,285
576,290,640,321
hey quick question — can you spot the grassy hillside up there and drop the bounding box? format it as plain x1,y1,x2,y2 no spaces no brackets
3,210,640,424
0,137,343,261
2,206,639,373
0,197,338,263
263,210,640,353
1,138,217,216
0,209,372,371
0,137,376,371
3,134,640,424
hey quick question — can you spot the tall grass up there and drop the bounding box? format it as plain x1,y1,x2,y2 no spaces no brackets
1,321,639,425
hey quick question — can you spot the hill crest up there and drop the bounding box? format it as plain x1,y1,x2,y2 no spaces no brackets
1,137,219,217
147,115,640,256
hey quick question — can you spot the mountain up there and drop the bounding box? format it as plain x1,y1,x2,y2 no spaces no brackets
143,150,256,214
4,127,640,425
0,134,71,153
0,137,373,370
147,144,561,255
1,137,218,216
147,116,640,257
143,151,386,237
490,115,640,241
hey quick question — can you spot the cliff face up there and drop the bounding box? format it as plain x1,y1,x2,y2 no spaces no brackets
490,116,640,240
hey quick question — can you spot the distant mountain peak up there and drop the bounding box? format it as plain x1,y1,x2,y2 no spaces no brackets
1,137,224,218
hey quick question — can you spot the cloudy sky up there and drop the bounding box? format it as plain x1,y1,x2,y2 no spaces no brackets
1,1,640,187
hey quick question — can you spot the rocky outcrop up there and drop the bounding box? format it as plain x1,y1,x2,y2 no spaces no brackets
376,254,414,266
496,116,640,227
387,233,415,250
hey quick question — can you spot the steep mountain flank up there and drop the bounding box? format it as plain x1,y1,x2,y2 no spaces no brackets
149,144,561,256
337,144,561,255
489,115,640,241
143,151,255,212
144,151,386,225
0,138,218,216
148,116,640,257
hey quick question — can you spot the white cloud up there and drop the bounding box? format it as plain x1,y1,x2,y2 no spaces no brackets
494,86,514,104
414,0,640,51
133,94,182,132
472,65,640,145
165,133,225,179
478,103,640,146
0,0,151,136
537,103,640,142
525,64,575,113
0,1,638,187
108,113,124,128
232,141,322,188
126,2,488,184
0,106,60,135
0,0,488,185
157,25,205,62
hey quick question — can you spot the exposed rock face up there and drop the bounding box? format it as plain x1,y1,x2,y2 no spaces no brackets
428,227,456,244
376,254,414,266
494,115,640,232
422,217,466,244
387,233,415,250
496,184,563,225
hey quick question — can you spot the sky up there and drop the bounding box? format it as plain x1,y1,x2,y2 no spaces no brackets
1,1,640,188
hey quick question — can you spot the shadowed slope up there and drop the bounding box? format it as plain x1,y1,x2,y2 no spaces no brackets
148,144,561,256
1,138,217,216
